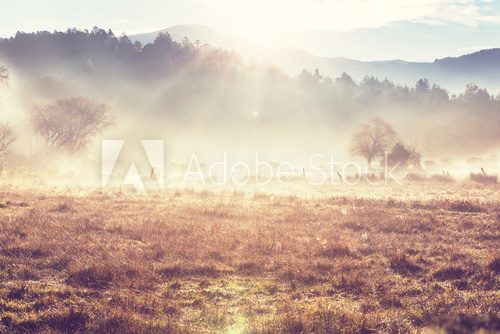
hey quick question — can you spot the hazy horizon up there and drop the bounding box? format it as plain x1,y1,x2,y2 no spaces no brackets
2,0,500,61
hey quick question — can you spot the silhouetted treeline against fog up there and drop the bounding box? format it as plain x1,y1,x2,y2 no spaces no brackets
0,28,241,82
0,28,499,158
2,28,500,108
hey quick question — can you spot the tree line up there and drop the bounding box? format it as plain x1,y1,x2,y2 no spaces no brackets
0,28,499,165
1,27,499,113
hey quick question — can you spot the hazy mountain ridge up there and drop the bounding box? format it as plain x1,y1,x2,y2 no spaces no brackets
435,48,500,71
131,25,500,92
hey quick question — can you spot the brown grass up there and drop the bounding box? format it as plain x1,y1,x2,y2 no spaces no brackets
470,172,498,184
0,186,498,333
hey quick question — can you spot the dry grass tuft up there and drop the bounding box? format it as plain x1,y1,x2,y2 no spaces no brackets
44,309,88,333
432,266,468,281
429,174,454,183
50,200,76,213
66,266,114,289
158,263,222,278
320,244,356,258
429,314,500,333
405,172,427,181
470,172,498,184
449,200,485,212
487,258,500,274
389,255,423,276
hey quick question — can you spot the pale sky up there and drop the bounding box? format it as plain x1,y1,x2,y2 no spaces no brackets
1,0,500,61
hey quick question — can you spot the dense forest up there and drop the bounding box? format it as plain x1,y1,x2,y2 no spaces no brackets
0,27,499,160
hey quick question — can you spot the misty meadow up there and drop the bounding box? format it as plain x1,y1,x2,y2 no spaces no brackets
0,2,499,333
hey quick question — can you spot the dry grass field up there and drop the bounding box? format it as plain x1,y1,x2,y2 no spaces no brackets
0,183,499,333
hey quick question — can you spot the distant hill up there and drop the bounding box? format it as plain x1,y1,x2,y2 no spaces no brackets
435,48,500,72
131,25,500,93
132,25,262,61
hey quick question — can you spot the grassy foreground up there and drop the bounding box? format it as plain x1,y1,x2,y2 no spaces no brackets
0,186,498,333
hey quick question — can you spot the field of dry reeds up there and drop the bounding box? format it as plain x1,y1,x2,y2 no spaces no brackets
0,183,498,333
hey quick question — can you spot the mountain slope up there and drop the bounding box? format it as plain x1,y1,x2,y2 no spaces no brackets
131,25,500,92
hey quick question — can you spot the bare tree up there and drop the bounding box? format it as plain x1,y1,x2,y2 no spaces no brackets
31,97,114,152
0,123,16,157
0,70,13,157
350,117,397,168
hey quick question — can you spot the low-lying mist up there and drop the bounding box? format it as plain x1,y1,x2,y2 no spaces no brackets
0,28,499,188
